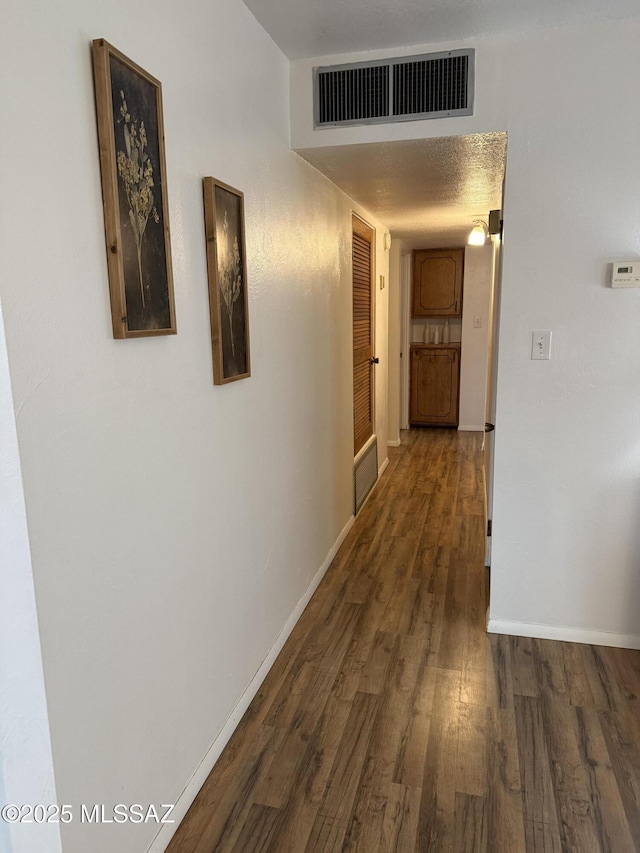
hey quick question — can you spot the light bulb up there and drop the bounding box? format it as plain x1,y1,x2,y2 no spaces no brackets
468,221,487,246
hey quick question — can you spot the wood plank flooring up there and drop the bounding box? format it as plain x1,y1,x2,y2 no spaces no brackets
166,428,640,853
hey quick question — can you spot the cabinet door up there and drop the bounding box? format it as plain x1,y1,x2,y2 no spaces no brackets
412,248,463,317
410,347,459,426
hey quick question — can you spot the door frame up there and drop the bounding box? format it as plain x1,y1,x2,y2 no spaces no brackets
483,173,507,566
483,229,504,565
400,251,411,431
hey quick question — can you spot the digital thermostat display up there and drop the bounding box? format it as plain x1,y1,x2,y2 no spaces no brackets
611,260,640,287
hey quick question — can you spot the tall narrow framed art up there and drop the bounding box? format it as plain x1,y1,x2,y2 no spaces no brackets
92,39,176,338
202,177,251,384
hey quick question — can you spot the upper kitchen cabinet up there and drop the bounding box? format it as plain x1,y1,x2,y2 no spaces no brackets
412,248,464,318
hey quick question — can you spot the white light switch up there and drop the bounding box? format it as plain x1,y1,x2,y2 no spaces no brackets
473,315,482,328
531,330,552,360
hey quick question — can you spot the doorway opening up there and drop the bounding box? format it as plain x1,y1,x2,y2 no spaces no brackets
296,130,508,593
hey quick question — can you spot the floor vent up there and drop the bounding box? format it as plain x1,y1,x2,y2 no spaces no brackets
354,440,378,514
314,49,474,128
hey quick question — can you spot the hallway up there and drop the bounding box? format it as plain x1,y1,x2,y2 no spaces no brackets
167,429,640,852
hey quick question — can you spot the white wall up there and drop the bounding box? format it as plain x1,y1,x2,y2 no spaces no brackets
292,17,640,647
459,244,493,431
0,303,61,853
0,1,388,851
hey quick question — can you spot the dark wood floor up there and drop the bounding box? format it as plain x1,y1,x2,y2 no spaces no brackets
166,429,640,852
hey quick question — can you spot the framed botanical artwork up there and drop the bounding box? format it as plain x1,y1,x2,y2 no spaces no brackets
92,39,176,338
202,177,251,384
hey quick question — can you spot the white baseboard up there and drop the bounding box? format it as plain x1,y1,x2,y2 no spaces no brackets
458,424,484,432
147,513,356,853
487,616,640,650
387,439,401,447
378,457,390,477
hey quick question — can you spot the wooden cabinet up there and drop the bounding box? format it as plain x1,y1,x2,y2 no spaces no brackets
412,248,464,318
410,345,460,427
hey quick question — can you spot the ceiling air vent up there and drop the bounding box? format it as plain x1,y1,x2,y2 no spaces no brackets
317,65,389,125
314,49,474,128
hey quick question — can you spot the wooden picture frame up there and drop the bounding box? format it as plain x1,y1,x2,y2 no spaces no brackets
202,177,251,384
92,39,176,338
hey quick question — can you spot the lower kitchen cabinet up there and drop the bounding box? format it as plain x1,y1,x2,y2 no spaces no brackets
409,344,460,427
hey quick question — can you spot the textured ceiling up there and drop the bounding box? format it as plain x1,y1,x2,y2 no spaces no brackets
297,133,507,248
243,0,640,59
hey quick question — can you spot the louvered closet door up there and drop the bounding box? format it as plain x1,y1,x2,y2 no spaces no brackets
352,215,375,456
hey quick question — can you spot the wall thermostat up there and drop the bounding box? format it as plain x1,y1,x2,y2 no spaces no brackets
610,261,640,288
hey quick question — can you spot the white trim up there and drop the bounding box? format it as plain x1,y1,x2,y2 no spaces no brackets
387,439,401,447
486,616,640,650
146,513,356,853
458,424,485,432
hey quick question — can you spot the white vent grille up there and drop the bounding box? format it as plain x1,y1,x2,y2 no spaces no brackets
314,50,474,128
354,440,378,514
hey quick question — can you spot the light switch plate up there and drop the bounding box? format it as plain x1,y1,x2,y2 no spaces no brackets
531,330,552,360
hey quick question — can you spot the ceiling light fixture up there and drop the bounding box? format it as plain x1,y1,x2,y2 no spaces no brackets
468,219,489,246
